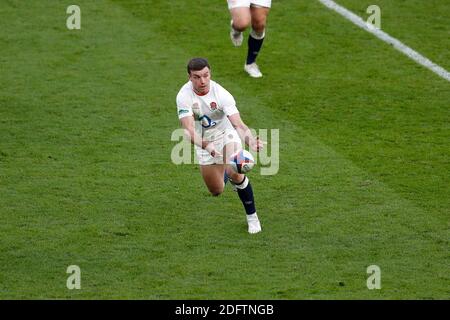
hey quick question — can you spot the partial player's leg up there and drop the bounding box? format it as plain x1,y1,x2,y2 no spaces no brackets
229,6,251,46
200,164,226,196
244,5,270,78
223,141,262,234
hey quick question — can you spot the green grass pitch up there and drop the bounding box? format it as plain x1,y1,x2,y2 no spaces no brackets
0,0,448,299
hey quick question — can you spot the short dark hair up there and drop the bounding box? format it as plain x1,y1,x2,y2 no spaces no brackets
187,57,210,74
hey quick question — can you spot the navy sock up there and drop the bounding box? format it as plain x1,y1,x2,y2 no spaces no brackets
246,34,265,65
236,177,256,215
224,171,229,185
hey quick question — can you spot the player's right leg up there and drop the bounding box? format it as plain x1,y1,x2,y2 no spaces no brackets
228,1,251,46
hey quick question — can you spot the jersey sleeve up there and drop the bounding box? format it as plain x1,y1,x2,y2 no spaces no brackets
176,91,193,119
219,86,239,117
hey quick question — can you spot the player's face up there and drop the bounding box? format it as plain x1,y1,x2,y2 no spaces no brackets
189,67,211,95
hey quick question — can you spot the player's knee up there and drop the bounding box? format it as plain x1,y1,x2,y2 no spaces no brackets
211,190,223,197
209,186,224,197
228,172,245,184
233,18,251,31
251,19,266,34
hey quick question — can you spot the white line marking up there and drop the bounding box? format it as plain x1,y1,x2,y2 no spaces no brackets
318,0,450,82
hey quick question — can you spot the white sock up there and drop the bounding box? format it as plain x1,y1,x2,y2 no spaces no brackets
250,28,265,40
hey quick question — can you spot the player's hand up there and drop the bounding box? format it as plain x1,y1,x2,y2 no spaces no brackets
250,137,266,152
205,143,222,158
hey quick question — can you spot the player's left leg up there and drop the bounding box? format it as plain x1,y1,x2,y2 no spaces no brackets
244,5,270,78
229,7,251,47
223,141,262,234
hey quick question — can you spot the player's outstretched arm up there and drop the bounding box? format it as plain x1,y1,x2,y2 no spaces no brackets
180,116,222,157
228,113,265,152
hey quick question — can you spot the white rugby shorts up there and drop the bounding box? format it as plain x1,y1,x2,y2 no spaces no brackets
227,0,272,10
195,129,242,165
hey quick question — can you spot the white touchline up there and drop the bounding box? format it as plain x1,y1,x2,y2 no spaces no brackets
318,0,450,82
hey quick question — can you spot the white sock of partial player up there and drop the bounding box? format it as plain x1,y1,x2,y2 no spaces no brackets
250,28,265,40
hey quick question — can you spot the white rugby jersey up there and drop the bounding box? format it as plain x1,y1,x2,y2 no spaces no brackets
176,80,239,142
